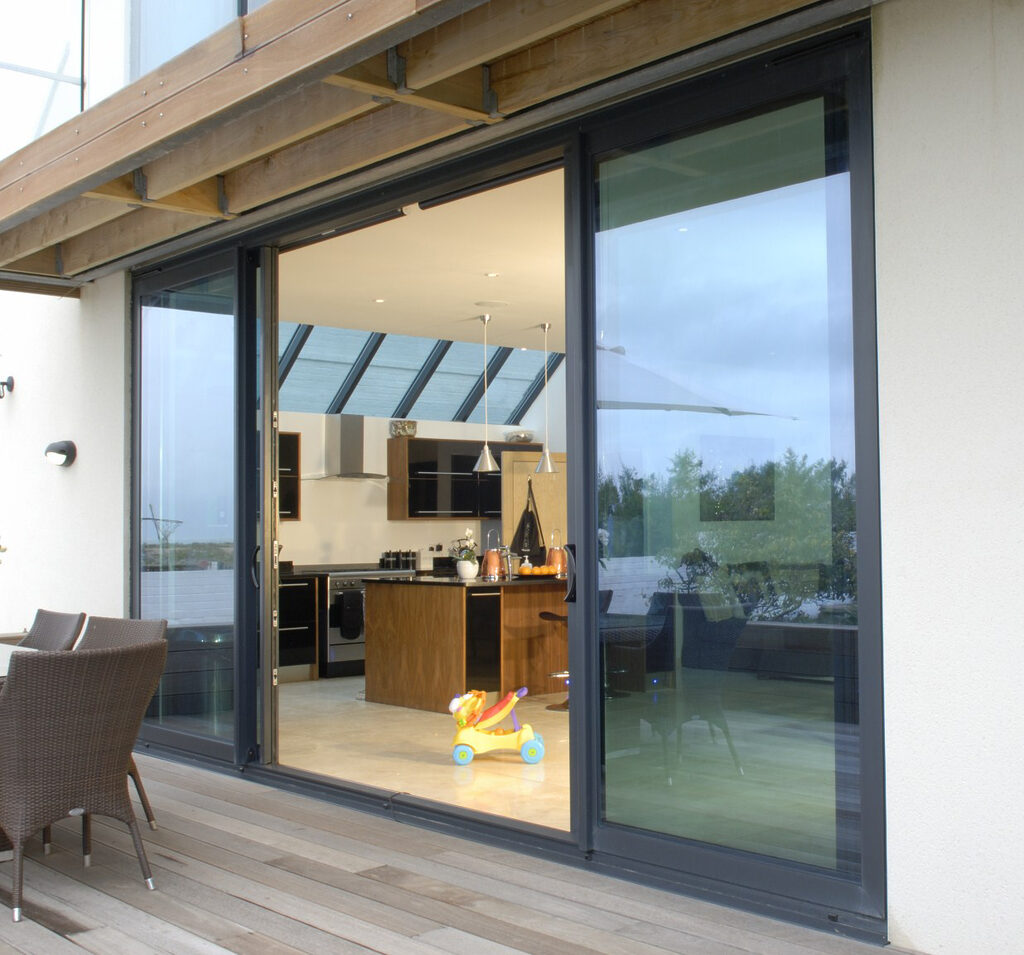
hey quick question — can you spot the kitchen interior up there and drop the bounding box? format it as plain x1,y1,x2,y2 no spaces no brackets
273,168,574,831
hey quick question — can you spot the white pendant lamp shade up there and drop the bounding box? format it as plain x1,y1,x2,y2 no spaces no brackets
473,314,500,473
536,322,558,474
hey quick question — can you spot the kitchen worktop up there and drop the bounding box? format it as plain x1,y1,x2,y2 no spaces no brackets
365,575,565,587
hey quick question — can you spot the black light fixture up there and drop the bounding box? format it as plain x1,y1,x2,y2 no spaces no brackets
45,440,77,467
473,314,499,473
0,376,13,398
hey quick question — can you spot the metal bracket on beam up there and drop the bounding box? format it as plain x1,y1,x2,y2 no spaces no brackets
387,47,410,94
217,175,229,216
132,168,149,202
54,242,64,276
482,65,499,118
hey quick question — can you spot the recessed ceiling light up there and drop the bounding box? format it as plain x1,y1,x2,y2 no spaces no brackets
374,298,385,303
474,300,508,308
485,272,500,278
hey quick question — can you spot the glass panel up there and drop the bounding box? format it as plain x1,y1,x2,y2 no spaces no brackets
132,0,235,80
466,348,548,424
0,1,82,159
407,341,481,421
278,326,372,412
596,98,861,875
139,267,236,740
278,321,300,362
343,334,437,416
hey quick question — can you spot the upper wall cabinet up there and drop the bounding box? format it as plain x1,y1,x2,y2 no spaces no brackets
387,437,540,520
279,431,301,521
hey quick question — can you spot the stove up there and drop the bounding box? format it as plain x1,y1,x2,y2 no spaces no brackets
320,567,415,678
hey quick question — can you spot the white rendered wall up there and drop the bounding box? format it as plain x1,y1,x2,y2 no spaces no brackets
873,2,1024,952
0,274,130,632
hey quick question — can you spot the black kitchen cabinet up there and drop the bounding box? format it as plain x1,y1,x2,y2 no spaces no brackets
279,431,300,521
387,437,539,520
278,575,317,667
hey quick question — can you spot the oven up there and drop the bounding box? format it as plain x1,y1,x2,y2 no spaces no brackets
320,569,415,677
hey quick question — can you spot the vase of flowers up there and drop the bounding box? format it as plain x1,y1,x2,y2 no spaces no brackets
450,529,479,580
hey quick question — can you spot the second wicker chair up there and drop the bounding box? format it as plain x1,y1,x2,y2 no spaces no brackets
18,609,86,651
74,616,169,834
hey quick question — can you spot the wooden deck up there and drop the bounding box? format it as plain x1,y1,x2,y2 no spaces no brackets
0,754,919,954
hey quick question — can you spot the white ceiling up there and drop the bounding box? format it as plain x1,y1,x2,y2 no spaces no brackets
278,169,566,352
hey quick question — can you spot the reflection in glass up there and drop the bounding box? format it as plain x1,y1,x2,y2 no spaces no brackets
139,269,236,740
596,98,861,875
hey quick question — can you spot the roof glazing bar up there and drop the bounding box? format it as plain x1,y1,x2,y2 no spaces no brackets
327,332,385,414
278,324,313,387
506,353,563,425
453,346,512,422
393,339,452,419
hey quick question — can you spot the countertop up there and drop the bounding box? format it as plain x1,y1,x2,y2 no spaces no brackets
365,574,566,588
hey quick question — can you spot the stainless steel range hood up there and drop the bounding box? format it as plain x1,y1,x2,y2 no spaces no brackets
301,414,387,480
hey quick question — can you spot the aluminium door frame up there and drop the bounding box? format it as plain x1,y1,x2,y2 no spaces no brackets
569,24,885,939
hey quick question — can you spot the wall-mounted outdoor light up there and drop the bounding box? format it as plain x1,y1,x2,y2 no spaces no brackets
0,376,13,398
45,440,77,467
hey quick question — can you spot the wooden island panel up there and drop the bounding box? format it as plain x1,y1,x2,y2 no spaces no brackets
364,582,464,713
500,582,568,697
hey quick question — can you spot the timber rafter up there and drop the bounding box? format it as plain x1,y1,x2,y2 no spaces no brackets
0,0,825,285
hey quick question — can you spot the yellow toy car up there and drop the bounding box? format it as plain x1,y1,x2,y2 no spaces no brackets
448,687,544,765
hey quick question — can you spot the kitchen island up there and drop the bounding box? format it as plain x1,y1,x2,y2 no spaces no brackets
364,576,568,713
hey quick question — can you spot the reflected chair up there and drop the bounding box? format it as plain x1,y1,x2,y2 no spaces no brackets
73,616,168,834
0,642,168,921
18,609,85,651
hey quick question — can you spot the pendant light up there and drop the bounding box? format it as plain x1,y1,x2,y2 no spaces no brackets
535,322,558,474
473,314,500,473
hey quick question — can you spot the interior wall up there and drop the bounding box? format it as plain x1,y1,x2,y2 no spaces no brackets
872,2,1024,952
0,274,130,632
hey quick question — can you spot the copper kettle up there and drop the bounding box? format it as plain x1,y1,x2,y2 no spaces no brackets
548,528,568,577
481,529,503,579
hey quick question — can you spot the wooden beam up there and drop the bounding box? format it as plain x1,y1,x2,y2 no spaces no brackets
59,208,218,276
0,0,476,232
83,174,232,218
327,57,499,123
224,102,466,213
4,248,61,276
490,0,820,114
143,83,377,200
0,197,126,267
400,0,637,89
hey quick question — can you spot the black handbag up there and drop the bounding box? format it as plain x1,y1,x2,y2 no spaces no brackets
510,477,546,565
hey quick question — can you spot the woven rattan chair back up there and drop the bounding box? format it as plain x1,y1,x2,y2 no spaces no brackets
77,615,167,649
18,609,86,651
0,641,168,921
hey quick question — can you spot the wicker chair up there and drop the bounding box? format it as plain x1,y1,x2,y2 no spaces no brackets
18,609,86,651
74,616,168,834
0,642,168,921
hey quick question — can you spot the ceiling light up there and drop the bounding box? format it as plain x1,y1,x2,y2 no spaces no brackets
374,298,385,303
473,314,499,474
485,272,500,278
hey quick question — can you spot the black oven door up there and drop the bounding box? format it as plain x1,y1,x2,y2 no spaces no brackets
319,585,365,678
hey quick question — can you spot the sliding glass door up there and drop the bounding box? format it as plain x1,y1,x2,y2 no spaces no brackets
135,256,239,756
585,31,882,924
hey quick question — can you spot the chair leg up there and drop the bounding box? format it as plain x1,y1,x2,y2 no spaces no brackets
11,843,23,922
82,813,92,866
41,826,52,854
129,758,157,830
126,818,155,891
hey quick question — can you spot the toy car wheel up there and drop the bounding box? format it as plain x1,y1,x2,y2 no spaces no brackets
521,738,544,764
453,744,474,765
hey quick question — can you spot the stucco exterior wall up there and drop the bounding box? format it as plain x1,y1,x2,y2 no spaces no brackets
0,274,130,632
873,1,1024,952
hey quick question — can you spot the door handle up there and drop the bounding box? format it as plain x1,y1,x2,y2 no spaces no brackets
251,545,260,590
563,543,576,603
